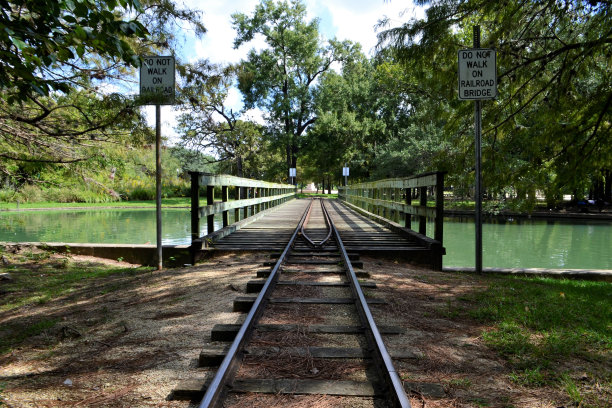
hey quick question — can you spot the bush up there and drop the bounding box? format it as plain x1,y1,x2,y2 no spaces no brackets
0,188,17,202
15,184,45,203
126,185,156,200
44,186,89,203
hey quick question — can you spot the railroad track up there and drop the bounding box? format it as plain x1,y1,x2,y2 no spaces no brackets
174,198,412,407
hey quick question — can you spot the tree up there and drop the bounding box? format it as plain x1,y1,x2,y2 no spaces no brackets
232,0,351,172
0,0,205,102
304,48,387,186
0,0,147,102
177,61,274,178
377,0,611,206
0,0,205,173
0,0,206,198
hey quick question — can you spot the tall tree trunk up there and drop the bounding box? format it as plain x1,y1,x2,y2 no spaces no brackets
286,143,291,176
236,155,243,178
595,173,605,200
604,169,611,202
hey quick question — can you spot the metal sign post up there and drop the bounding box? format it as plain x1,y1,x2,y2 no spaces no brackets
458,26,496,274
140,56,175,270
289,168,296,186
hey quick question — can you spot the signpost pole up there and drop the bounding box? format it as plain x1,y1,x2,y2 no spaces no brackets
155,105,162,270
473,25,483,275
458,28,495,275
140,55,175,271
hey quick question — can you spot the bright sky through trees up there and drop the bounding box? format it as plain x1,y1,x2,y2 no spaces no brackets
143,0,425,140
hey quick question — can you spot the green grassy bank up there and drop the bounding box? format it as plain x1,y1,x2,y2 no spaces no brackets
0,197,191,211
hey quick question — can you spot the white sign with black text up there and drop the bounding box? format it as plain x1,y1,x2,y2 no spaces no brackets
140,56,175,105
458,49,496,100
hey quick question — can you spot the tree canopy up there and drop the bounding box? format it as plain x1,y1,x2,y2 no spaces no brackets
0,0,205,200
377,0,611,204
2,0,610,206
232,0,353,172
0,0,204,164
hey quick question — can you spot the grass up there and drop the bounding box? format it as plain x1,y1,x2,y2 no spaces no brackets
0,197,191,210
0,248,153,354
0,318,60,355
461,275,611,405
447,378,472,388
1,258,152,313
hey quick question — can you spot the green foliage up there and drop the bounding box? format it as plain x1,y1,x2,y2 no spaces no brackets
296,193,337,199
0,0,147,102
0,318,59,355
376,0,612,205
176,61,284,179
466,276,611,388
0,0,207,194
447,378,472,389
0,142,198,203
232,0,352,170
509,367,547,387
560,373,584,405
303,47,383,185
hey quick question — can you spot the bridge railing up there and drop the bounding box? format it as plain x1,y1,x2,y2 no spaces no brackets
189,172,296,249
337,171,445,245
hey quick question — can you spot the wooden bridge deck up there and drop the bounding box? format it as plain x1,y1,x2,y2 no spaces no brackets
211,199,432,259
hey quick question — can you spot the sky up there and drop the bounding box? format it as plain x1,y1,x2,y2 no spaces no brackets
144,0,425,142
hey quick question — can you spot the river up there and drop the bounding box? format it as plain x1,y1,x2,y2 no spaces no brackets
0,208,609,270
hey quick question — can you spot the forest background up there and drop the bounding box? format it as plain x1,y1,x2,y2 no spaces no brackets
0,0,610,213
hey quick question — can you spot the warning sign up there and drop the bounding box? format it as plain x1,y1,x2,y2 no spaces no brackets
140,56,175,105
458,49,496,100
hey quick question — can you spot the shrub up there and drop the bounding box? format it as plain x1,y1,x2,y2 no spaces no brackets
127,186,156,200
15,184,45,203
0,188,17,202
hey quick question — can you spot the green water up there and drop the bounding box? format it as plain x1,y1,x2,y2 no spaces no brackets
0,209,609,269
0,208,229,246
433,216,611,270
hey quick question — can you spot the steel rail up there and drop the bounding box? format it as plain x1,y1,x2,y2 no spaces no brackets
321,200,412,408
198,199,314,408
316,198,333,248
299,198,318,249
300,198,333,248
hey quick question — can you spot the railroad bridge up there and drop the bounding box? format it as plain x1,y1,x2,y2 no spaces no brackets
188,172,445,270
175,172,448,407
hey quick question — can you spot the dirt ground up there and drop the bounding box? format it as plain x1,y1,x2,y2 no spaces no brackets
0,252,582,407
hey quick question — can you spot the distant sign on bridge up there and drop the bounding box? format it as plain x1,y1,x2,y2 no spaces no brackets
458,48,496,100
